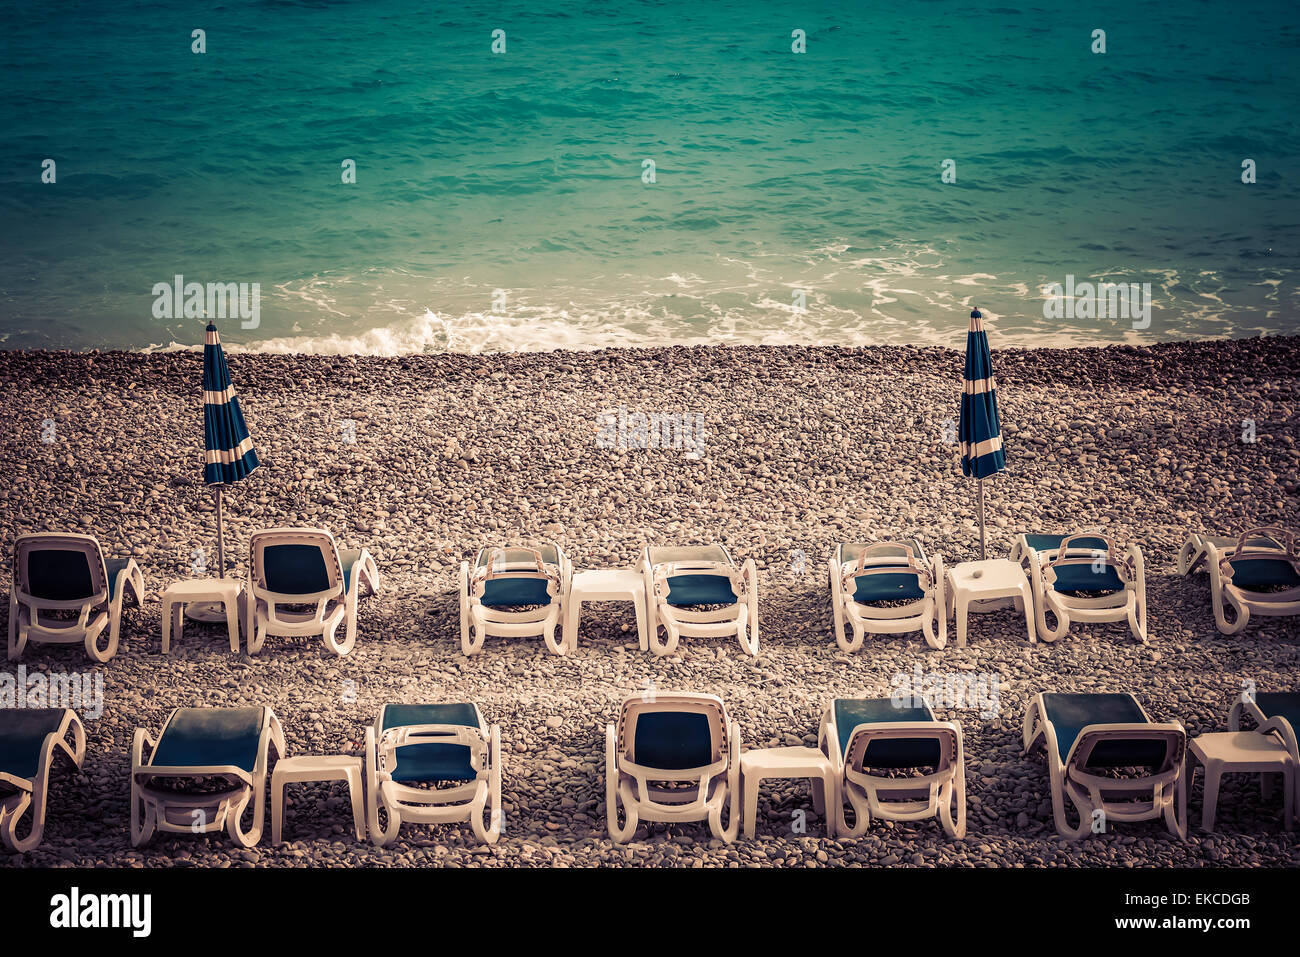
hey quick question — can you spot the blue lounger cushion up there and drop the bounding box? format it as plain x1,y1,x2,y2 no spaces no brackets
338,549,364,593
27,550,96,602
834,698,942,768
1051,564,1125,593
0,709,68,780
149,707,266,773
664,574,738,607
104,558,130,599
853,572,926,604
263,544,332,594
1227,558,1300,591
481,577,553,607
383,703,481,782
1254,693,1300,735
1041,693,1168,767
632,711,714,770
1024,534,1108,554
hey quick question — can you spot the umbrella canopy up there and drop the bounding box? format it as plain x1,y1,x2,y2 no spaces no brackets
959,308,1004,479
203,322,259,484
958,308,1004,559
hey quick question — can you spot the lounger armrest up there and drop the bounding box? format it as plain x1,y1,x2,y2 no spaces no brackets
131,728,156,774
1125,543,1145,590
135,763,255,788
1258,716,1299,758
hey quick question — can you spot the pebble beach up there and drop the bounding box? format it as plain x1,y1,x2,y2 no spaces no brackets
1,335,1298,869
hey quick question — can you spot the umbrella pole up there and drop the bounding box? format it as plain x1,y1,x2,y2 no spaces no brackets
215,484,226,578
977,478,986,561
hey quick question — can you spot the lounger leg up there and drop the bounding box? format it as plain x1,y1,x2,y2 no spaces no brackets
605,724,637,843
130,730,157,847
8,594,24,660
0,792,40,853
85,612,117,664
365,728,401,846
470,725,503,844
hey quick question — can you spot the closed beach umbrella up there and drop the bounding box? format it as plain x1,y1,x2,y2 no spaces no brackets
203,321,259,576
958,308,1005,559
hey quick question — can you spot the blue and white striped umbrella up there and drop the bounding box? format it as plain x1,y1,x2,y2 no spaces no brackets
203,322,258,577
203,321,259,484
958,308,1004,558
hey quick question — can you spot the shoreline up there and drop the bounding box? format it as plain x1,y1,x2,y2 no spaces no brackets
1,335,1297,867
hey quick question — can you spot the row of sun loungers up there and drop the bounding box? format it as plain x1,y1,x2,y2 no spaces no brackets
8,527,1299,662
6,690,1298,852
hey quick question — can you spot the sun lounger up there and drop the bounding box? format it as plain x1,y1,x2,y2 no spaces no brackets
365,703,502,845
817,697,965,838
8,532,145,662
605,692,740,843
1176,530,1284,576
1022,692,1185,840
0,709,85,852
1192,528,1300,634
829,540,946,651
1011,532,1147,642
641,545,758,656
130,706,286,848
458,544,571,655
246,527,379,656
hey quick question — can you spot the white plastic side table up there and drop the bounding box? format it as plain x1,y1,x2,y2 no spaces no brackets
1188,732,1294,832
945,559,1035,647
271,755,367,844
161,578,245,654
740,746,837,838
565,568,648,652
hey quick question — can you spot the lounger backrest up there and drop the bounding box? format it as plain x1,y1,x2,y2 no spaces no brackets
250,528,343,599
1230,527,1294,560
840,541,931,593
377,723,489,782
1068,725,1184,774
617,694,729,776
471,544,562,605
1043,534,1132,591
14,534,108,607
139,707,267,785
646,545,742,606
1217,528,1300,591
845,722,959,775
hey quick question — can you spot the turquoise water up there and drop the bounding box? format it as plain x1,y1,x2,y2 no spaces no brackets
2,0,1298,352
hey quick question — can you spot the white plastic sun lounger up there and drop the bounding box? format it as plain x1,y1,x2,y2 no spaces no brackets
1022,692,1185,840
246,527,379,657
642,545,759,656
9,532,145,663
1191,528,1300,634
365,702,503,845
1011,532,1147,643
131,706,286,848
458,544,571,655
829,540,946,651
0,708,85,852
605,692,741,843
818,697,965,838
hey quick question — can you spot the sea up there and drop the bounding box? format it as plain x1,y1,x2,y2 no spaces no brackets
1,0,1297,353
